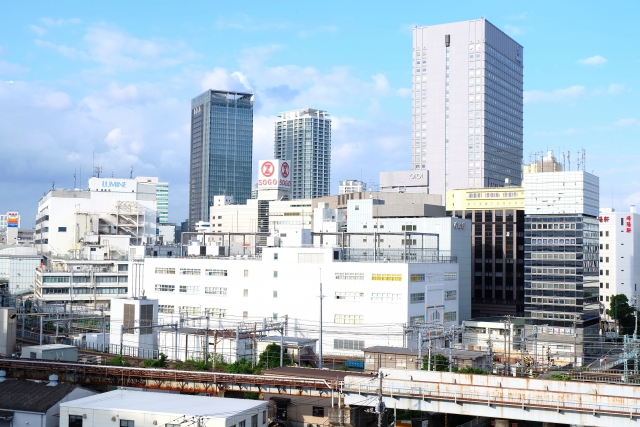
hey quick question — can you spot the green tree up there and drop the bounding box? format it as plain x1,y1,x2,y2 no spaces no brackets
422,354,450,371
143,353,168,368
452,366,487,375
257,343,291,370
607,294,637,335
106,355,130,366
224,358,256,374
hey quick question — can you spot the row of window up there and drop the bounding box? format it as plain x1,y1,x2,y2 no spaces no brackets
42,276,126,283
530,238,577,245
155,267,229,276
334,314,364,324
42,287,127,295
530,253,578,260
529,282,577,290
530,268,577,275
530,297,577,306
529,311,580,321
530,223,577,230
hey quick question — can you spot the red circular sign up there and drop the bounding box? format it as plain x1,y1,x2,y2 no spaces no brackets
281,162,290,178
261,161,275,177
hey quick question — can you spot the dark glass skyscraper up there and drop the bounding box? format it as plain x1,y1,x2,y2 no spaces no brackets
189,90,254,229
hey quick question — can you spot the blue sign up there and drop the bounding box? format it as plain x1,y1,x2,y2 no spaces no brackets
102,181,127,188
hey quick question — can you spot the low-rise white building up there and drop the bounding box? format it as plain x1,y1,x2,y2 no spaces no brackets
339,180,366,195
60,390,269,427
35,177,160,259
598,206,640,311
141,242,460,357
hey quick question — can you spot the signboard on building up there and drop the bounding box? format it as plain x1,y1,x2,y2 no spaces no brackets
88,178,138,192
258,160,291,190
7,212,19,228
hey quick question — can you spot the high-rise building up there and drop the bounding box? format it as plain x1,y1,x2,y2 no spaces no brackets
447,187,525,318
134,177,169,224
412,19,523,197
189,90,254,229
524,170,600,366
274,108,331,199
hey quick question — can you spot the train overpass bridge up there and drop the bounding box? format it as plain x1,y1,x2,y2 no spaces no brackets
1,358,639,427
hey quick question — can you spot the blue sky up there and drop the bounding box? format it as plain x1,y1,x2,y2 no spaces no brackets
0,1,638,225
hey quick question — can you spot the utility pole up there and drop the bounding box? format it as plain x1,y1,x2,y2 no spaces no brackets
573,315,579,368
377,369,384,427
503,316,512,376
319,268,324,369
204,310,210,366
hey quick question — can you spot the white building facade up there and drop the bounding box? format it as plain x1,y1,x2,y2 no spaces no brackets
35,177,159,258
140,245,460,356
597,207,640,308
339,180,366,195
412,19,523,194
0,246,40,295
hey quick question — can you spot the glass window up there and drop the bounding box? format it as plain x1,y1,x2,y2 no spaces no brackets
120,421,134,427
69,416,83,427
312,407,325,417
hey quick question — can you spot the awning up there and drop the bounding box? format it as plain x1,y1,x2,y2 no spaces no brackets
0,410,14,420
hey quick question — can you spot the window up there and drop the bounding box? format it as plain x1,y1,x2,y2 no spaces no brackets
69,415,83,427
410,293,425,303
179,285,200,294
335,292,364,300
273,271,278,278
120,421,134,427
274,253,279,260
444,311,457,322
335,273,364,280
312,407,325,417
239,421,246,427
355,205,360,211
298,253,324,263
244,289,249,297
410,315,424,326
263,411,267,424
334,314,364,324
180,268,201,276
445,290,457,300
58,227,67,232
158,305,174,313
155,267,175,275
243,311,248,319
252,415,258,427
334,339,365,350
371,293,401,301
204,287,227,295
179,306,200,316
372,273,402,281
244,269,249,277
606,283,610,289
606,270,610,276
206,269,227,276
155,284,175,292
273,290,278,298
410,274,425,282
444,272,457,281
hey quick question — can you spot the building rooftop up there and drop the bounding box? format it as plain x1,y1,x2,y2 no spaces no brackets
61,390,266,417
363,346,488,359
22,344,77,351
0,380,78,413
262,366,370,381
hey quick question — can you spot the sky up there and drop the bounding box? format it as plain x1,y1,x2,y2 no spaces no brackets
0,1,639,225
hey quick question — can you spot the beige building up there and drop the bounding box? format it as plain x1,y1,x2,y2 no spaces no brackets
446,187,524,211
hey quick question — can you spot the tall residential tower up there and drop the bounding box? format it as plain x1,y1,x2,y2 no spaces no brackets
189,90,254,229
274,108,331,200
412,19,523,197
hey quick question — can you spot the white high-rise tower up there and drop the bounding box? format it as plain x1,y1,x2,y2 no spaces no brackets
412,19,524,197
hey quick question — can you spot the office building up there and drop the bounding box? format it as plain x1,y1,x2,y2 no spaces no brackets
60,390,268,427
189,90,254,229
447,187,525,318
0,246,40,295
597,207,640,313
274,108,331,199
339,180,366,195
524,170,600,365
412,19,523,196
35,177,158,258
140,242,459,356
134,177,170,224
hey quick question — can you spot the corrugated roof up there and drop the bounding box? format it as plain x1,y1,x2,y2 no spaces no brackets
0,380,77,413
262,366,371,380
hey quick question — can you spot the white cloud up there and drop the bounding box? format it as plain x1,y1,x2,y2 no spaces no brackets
396,87,411,97
399,23,418,35
524,85,585,104
0,60,29,75
608,83,626,95
200,67,252,93
29,25,47,35
35,39,86,59
615,118,638,127
35,91,73,110
214,14,291,31
578,55,607,65
504,24,524,36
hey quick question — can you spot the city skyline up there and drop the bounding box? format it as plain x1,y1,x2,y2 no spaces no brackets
0,2,638,224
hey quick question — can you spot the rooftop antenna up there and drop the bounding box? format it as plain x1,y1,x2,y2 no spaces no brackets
79,166,82,189
111,172,114,178
51,181,55,190
582,148,586,172
576,150,581,172
562,151,566,171
73,169,77,189
130,166,133,179
567,151,571,171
